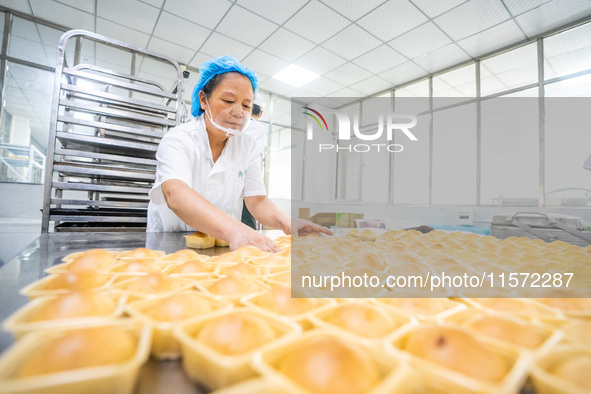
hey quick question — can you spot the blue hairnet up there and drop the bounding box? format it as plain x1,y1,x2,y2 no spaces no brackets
190,55,259,117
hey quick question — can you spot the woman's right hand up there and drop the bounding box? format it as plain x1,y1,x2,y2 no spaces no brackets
228,226,282,253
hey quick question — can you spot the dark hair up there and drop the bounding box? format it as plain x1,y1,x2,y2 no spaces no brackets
252,104,262,117
201,73,227,99
201,71,255,99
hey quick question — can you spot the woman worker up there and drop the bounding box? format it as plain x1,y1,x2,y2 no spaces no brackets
147,55,331,252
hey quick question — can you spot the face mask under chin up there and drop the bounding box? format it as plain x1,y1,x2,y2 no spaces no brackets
204,96,251,136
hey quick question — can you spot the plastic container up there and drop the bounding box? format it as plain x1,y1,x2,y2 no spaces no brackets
125,291,233,360
173,308,301,391
441,310,562,356
45,260,119,275
19,273,116,300
211,377,294,393
0,320,150,394
241,288,335,329
52,249,120,267
116,248,166,259
156,249,211,265
161,261,217,279
195,277,269,305
387,323,531,394
308,301,415,348
372,297,467,321
459,298,561,320
3,292,126,338
214,263,268,278
252,329,409,394
264,270,291,287
530,345,591,394
111,275,195,302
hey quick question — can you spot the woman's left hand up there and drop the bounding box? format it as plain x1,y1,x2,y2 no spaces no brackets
282,217,333,237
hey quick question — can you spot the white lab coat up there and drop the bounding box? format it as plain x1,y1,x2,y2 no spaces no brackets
147,116,266,232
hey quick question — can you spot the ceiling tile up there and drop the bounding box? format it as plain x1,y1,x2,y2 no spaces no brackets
303,76,345,96
350,75,392,96
380,61,428,86
236,0,307,24
457,20,526,58
97,0,160,34
322,24,382,61
320,0,388,21
329,87,364,97
188,52,214,69
136,56,179,80
480,43,536,76
96,18,150,48
139,0,164,7
434,0,511,41
288,87,318,97
153,12,210,51
258,77,294,96
163,0,231,30
324,62,372,86
389,22,452,60
353,44,407,74
148,36,196,64
435,63,475,86
284,1,350,44
258,28,316,62
216,5,278,47
199,32,254,61
502,0,552,16
515,0,591,37
294,46,347,75
409,0,467,18
357,0,427,42
242,49,289,78
413,43,471,73
30,0,94,31
54,0,96,13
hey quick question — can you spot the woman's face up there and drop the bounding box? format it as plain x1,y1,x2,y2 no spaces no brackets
199,73,253,137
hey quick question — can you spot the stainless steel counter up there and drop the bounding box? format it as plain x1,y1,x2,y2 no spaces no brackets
0,231,241,393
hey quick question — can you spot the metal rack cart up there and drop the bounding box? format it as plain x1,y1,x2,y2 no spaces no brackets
41,30,185,232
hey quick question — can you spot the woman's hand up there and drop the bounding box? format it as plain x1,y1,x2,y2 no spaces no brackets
282,217,333,237
228,226,282,253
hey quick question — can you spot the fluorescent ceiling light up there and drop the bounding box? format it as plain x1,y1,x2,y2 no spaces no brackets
272,64,319,87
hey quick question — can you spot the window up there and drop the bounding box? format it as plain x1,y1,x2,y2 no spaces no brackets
544,22,591,81
432,103,477,204
480,97,539,205
481,43,538,96
545,73,591,97
0,63,54,183
392,113,430,204
544,97,591,206
433,63,476,104
9,17,65,68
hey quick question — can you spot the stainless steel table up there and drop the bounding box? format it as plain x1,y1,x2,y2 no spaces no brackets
0,231,238,393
